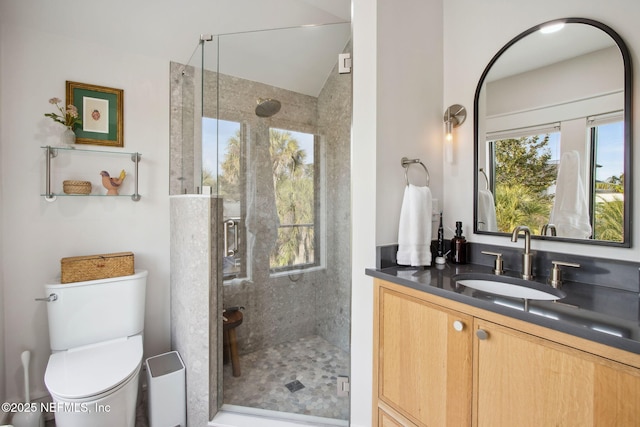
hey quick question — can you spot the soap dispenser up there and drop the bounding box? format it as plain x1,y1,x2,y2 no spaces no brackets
450,221,467,264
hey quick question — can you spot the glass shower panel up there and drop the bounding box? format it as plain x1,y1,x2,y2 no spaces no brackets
170,36,219,195
203,117,245,279
170,23,352,422
213,23,352,422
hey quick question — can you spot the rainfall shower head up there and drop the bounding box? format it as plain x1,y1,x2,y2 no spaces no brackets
255,98,281,118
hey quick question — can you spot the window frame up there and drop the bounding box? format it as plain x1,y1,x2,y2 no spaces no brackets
269,129,323,274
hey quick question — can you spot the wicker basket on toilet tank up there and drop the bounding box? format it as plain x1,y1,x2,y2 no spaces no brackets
60,251,134,284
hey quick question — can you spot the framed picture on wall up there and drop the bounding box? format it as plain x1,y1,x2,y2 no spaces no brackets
66,81,124,147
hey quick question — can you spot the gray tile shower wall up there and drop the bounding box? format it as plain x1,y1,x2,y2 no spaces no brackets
217,62,351,355
314,40,352,354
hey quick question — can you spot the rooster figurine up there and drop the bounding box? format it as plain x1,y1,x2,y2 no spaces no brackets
100,169,126,195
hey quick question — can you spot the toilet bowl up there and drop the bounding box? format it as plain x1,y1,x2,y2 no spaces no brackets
42,270,147,427
45,336,142,427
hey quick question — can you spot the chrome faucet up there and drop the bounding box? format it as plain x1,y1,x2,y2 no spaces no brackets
511,225,534,280
540,223,557,236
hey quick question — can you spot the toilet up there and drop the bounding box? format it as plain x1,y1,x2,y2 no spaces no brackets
43,270,148,427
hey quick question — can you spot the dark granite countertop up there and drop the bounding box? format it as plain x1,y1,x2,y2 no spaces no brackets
366,262,640,356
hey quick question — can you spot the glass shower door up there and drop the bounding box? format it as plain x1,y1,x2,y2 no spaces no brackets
197,22,352,423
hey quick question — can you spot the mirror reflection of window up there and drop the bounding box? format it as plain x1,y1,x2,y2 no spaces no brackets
488,128,560,235
474,18,631,246
590,118,624,242
269,128,320,273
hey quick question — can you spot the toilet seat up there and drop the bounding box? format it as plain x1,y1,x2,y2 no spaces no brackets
45,335,142,400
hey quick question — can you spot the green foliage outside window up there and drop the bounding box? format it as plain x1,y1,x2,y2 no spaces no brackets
493,135,556,234
212,127,317,269
594,174,624,242
269,129,316,270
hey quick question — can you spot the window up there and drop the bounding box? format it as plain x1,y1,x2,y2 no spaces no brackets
269,128,319,272
203,118,245,279
589,119,624,242
202,120,321,277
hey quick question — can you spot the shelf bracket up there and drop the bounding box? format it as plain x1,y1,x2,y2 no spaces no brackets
131,152,142,201
44,146,57,202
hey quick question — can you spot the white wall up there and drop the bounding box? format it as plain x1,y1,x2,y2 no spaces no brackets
0,22,171,403
375,0,444,245
0,25,5,406
487,47,622,118
444,0,640,261
350,0,444,425
350,1,377,425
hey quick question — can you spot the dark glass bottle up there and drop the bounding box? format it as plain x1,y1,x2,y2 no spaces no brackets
450,221,467,264
437,212,444,258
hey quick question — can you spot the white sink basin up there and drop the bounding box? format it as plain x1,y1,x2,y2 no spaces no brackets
453,273,566,301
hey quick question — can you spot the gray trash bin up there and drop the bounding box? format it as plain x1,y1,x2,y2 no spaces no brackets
146,351,186,427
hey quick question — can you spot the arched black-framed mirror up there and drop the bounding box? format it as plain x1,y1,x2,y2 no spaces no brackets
474,17,632,246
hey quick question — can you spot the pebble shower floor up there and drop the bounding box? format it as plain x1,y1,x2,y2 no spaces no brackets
223,334,350,420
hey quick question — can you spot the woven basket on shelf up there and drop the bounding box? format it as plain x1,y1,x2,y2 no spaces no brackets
60,252,135,284
63,180,92,195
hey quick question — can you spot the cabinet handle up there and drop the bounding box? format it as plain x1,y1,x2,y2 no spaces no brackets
453,320,465,332
476,329,489,340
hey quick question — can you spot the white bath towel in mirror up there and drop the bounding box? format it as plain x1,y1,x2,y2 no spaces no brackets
397,184,432,266
549,150,592,238
477,189,498,232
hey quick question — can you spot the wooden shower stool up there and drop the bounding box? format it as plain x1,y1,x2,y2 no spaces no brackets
223,310,243,377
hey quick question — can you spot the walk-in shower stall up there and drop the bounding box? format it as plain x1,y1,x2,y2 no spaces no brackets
169,22,352,425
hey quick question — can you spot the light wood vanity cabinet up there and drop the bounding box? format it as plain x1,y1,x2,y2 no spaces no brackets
378,407,408,427
474,318,640,426
374,284,473,426
373,279,640,427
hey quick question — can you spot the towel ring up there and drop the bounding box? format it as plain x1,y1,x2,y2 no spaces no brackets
479,168,489,190
401,157,430,187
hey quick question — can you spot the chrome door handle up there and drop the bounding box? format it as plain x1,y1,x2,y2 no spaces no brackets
35,293,58,302
223,219,238,256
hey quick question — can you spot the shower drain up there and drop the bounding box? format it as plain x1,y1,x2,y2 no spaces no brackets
285,380,305,393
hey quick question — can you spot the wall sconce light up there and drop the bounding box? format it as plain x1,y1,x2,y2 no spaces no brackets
443,104,466,163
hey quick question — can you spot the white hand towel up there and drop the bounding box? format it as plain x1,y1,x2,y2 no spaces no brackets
397,184,433,266
477,189,498,232
549,150,592,238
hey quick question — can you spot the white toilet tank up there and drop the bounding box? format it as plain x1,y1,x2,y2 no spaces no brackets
45,270,147,351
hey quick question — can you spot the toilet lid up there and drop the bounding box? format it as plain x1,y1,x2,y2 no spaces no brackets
45,335,142,400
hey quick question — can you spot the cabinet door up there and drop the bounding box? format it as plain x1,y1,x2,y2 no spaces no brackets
378,407,412,427
376,286,473,426
474,319,640,426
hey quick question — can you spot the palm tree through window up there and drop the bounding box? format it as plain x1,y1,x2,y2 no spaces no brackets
269,128,318,272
